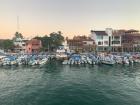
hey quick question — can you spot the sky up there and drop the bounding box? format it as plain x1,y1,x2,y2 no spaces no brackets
0,0,140,39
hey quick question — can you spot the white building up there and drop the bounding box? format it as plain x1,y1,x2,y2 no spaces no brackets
106,28,122,47
90,28,122,51
90,30,109,51
14,37,28,53
62,40,70,52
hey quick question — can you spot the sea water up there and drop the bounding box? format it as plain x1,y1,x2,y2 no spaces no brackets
0,63,140,105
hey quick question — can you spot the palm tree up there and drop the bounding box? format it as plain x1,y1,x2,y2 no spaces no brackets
13,32,23,41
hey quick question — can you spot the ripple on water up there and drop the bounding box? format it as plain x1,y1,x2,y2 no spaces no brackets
0,64,140,105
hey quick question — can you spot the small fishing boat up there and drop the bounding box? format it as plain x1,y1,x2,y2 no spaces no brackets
114,55,123,64
122,57,129,65
28,59,38,66
39,58,48,65
2,57,11,66
56,49,68,60
101,60,116,65
101,55,115,65
133,55,140,63
87,57,93,64
62,60,68,65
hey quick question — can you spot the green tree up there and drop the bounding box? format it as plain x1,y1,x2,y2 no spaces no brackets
2,40,14,51
33,31,64,51
41,35,50,50
50,31,64,48
34,36,42,40
13,32,23,41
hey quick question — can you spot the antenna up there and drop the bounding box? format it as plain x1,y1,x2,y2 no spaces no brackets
17,16,20,32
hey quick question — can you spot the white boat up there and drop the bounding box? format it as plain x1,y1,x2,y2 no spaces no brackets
68,59,71,65
56,49,68,60
87,57,93,64
2,60,10,66
71,59,74,65
101,55,116,65
114,56,123,64
2,57,11,66
122,57,129,65
133,59,140,63
133,55,140,63
28,60,38,66
10,60,17,65
39,58,48,65
62,60,68,65
101,60,116,65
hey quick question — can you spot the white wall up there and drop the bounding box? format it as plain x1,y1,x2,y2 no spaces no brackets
14,38,26,47
90,29,122,47
103,36,109,46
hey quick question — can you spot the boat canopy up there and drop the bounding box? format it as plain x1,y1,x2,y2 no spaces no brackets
7,56,16,61
71,54,81,61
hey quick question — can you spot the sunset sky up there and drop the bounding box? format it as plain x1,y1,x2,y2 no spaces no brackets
0,0,140,39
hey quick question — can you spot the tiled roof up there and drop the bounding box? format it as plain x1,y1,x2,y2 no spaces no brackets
125,29,139,33
26,39,41,45
93,31,108,36
112,30,125,36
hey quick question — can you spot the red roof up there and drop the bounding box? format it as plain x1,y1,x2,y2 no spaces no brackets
26,39,41,45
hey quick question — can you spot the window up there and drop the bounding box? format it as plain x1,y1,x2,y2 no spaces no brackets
83,42,87,44
104,41,108,45
114,36,120,41
114,36,120,39
112,41,120,44
97,36,103,40
98,41,102,45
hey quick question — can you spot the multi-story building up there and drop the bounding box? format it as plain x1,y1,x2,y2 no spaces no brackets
90,28,122,52
25,39,42,54
111,30,123,52
67,36,95,52
121,29,140,52
90,29,110,51
90,28,140,52
13,37,28,53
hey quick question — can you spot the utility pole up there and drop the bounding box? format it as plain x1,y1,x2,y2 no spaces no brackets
17,16,20,32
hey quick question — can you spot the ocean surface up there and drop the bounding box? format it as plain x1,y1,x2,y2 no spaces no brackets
0,62,140,105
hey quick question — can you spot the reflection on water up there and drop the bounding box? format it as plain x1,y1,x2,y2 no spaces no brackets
0,63,140,105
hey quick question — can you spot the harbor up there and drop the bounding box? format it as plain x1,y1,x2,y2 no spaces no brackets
1,0,140,104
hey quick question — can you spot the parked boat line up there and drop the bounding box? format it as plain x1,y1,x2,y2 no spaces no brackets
61,52,140,66
0,52,139,67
